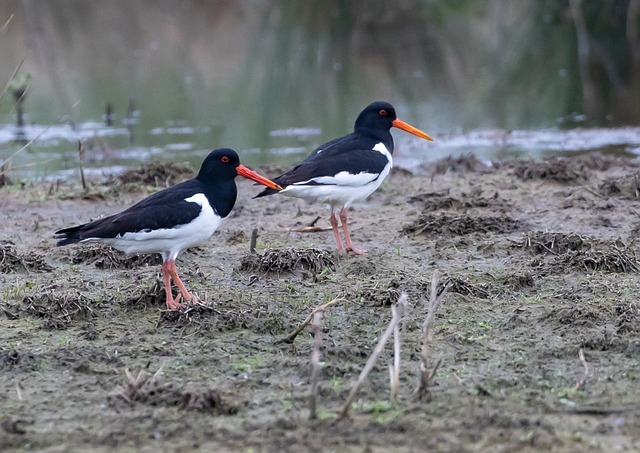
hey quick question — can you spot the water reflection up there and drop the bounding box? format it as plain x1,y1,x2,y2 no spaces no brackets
1,1,639,179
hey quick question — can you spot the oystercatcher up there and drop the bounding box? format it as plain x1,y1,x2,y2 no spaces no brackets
55,148,281,309
256,101,433,254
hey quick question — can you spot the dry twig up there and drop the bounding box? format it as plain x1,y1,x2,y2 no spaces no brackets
77,139,86,191
389,294,409,400
415,271,449,400
339,293,408,419
575,348,591,390
276,297,345,344
250,228,259,254
309,310,323,420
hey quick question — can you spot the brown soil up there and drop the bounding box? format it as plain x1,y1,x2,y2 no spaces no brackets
1,154,639,452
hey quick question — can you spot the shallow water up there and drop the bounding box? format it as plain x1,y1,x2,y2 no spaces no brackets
2,119,639,181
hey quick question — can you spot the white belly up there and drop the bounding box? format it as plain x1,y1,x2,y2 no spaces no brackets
281,142,392,208
89,193,222,260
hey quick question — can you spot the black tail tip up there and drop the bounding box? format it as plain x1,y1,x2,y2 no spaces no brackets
254,187,280,199
54,230,81,247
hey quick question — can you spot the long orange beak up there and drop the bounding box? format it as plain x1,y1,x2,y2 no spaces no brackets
237,165,282,190
392,118,433,141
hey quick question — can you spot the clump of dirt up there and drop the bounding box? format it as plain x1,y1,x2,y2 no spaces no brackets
18,290,102,329
158,303,221,329
441,276,491,298
598,171,640,198
573,152,640,171
109,368,238,415
403,213,521,237
408,189,509,212
226,230,248,244
495,272,535,291
517,231,588,255
69,244,162,269
112,161,195,188
518,233,639,273
562,246,639,273
119,280,166,309
615,302,639,334
424,153,489,175
0,241,52,273
540,306,603,328
505,157,587,183
238,248,335,274
356,279,402,306
578,329,628,352
158,298,294,336
0,348,37,371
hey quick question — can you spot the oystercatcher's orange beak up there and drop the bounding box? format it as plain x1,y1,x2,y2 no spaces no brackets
237,165,282,190
392,118,433,141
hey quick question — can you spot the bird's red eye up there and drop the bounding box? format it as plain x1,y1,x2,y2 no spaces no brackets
221,156,230,163
379,109,387,116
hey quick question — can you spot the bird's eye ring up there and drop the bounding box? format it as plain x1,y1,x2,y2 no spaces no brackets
221,156,230,163
379,109,387,116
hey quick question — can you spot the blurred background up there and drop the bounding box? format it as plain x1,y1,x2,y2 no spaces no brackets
1,0,640,179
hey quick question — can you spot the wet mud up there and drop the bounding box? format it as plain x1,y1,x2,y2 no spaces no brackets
1,155,639,451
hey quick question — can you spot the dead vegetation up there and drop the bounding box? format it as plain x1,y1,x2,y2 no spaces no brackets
109,367,237,415
518,231,588,255
516,232,639,273
415,272,449,401
403,213,522,237
118,280,166,309
238,248,335,274
112,161,194,187
407,188,510,212
502,154,639,185
0,241,51,273
157,298,295,336
505,157,588,183
598,171,640,198
339,293,410,419
18,290,102,329
423,153,489,175
2,151,640,451
69,244,162,269
438,276,492,299
562,246,639,273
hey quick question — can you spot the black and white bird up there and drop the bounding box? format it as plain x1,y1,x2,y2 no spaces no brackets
256,101,433,254
55,148,281,309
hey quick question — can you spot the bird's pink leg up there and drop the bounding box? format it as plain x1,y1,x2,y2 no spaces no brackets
165,259,195,303
329,211,345,254
339,207,367,255
161,261,182,309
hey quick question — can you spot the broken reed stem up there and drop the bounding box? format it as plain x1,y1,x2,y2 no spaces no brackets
276,297,345,344
340,293,408,420
415,270,449,400
250,228,259,254
575,348,591,390
77,139,86,191
309,310,323,420
389,293,409,401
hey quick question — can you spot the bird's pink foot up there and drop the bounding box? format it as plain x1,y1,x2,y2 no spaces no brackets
346,245,367,255
165,293,184,310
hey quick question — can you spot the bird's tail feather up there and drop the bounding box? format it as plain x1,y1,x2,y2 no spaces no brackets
253,187,281,198
54,225,86,246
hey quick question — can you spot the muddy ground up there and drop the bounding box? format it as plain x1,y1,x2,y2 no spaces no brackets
1,153,639,452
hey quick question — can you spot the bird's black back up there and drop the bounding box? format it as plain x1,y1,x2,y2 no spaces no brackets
55,149,247,245
255,102,397,198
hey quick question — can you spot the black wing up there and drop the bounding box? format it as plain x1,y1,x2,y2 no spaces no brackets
256,133,389,197
55,180,206,245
